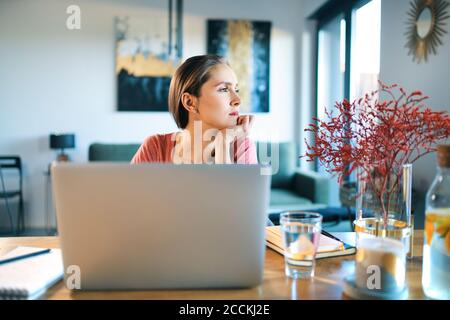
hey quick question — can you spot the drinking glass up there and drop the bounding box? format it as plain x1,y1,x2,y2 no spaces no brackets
280,212,322,279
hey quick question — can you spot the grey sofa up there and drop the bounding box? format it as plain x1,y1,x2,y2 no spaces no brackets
88,141,330,214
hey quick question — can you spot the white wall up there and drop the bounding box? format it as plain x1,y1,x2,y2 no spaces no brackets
303,0,328,16
0,0,304,230
380,0,450,227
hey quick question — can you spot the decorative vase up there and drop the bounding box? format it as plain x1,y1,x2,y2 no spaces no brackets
354,164,413,257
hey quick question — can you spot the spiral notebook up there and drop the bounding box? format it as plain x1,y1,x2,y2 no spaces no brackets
0,246,64,300
265,226,356,259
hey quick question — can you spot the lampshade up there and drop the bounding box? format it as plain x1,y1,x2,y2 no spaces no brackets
49,134,75,149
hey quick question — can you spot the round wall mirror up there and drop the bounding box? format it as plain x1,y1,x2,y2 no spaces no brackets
405,0,450,63
417,7,433,38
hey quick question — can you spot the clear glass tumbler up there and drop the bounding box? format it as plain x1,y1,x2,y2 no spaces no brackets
280,212,322,279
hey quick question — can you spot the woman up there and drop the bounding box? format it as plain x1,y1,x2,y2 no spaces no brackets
131,54,257,164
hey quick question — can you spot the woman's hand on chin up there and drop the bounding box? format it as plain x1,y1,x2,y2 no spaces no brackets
224,114,254,139
236,114,254,137
207,115,254,164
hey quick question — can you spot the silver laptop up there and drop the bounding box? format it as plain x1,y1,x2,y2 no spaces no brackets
51,163,271,290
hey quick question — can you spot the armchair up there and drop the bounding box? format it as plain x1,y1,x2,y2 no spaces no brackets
255,142,330,215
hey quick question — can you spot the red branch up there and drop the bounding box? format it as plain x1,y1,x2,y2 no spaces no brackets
303,82,450,223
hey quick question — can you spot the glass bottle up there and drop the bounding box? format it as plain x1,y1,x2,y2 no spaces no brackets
422,144,450,299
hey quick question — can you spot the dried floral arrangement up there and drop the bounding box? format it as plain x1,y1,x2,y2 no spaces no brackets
303,82,450,223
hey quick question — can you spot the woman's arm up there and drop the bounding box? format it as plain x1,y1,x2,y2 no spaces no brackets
212,115,256,164
235,138,258,164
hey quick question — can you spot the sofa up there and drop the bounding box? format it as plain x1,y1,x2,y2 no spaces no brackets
88,141,330,215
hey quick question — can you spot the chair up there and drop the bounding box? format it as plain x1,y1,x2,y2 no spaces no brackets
0,156,25,234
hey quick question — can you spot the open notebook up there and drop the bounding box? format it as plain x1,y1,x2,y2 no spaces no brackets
265,226,356,259
0,246,64,300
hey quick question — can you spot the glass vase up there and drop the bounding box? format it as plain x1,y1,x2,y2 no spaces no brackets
354,164,413,257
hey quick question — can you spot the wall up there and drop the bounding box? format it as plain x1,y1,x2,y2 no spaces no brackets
0,0,304,230
303,0,328,16
379,0,450,227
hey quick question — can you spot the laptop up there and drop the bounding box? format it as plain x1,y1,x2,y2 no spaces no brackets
51,163,271,290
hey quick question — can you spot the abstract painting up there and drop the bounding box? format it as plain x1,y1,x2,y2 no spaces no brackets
207,20,271,113
115,3,182,111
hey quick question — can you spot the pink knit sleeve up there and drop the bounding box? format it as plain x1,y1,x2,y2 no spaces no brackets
235,138,258,164
130,136,161,163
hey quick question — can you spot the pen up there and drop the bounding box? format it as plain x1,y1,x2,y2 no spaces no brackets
0,248,51,266
321,229,345,244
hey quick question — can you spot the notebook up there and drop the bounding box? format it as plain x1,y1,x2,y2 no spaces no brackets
265,226,356,259
0,246,64,300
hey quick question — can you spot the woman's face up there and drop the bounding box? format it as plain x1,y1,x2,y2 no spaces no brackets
195,63,241,130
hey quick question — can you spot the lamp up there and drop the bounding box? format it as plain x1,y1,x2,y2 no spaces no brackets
49,133,75,162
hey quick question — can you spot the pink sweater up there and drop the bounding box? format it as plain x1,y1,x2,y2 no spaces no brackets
131,133,258,164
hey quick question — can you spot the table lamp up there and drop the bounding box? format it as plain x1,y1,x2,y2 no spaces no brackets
49,133,75,162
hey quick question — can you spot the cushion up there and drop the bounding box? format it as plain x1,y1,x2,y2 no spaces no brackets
88,143,140,162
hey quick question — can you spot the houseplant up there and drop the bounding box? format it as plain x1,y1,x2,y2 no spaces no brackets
303,82,450,245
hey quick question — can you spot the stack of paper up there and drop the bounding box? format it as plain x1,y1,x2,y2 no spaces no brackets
0,246,64,300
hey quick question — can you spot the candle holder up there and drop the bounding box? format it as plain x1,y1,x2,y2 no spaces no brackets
343,237,409,299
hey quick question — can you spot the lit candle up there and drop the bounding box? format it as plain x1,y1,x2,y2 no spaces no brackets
355,237,406,293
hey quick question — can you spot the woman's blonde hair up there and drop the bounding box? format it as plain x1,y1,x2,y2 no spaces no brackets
168,54,228,129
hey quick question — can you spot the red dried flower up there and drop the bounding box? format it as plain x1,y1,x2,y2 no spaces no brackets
303,82,450,222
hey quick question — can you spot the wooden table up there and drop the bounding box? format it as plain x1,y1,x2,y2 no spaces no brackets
0,232,426,300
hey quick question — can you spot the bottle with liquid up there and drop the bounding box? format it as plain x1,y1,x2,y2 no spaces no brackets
422,144,450,299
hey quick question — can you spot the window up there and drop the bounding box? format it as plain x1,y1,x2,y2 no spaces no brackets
311,0,381,206
317,15,346,123
350,0,381,101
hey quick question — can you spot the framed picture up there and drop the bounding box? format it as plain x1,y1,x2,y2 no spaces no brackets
115,1,183,111
207,19,271,113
